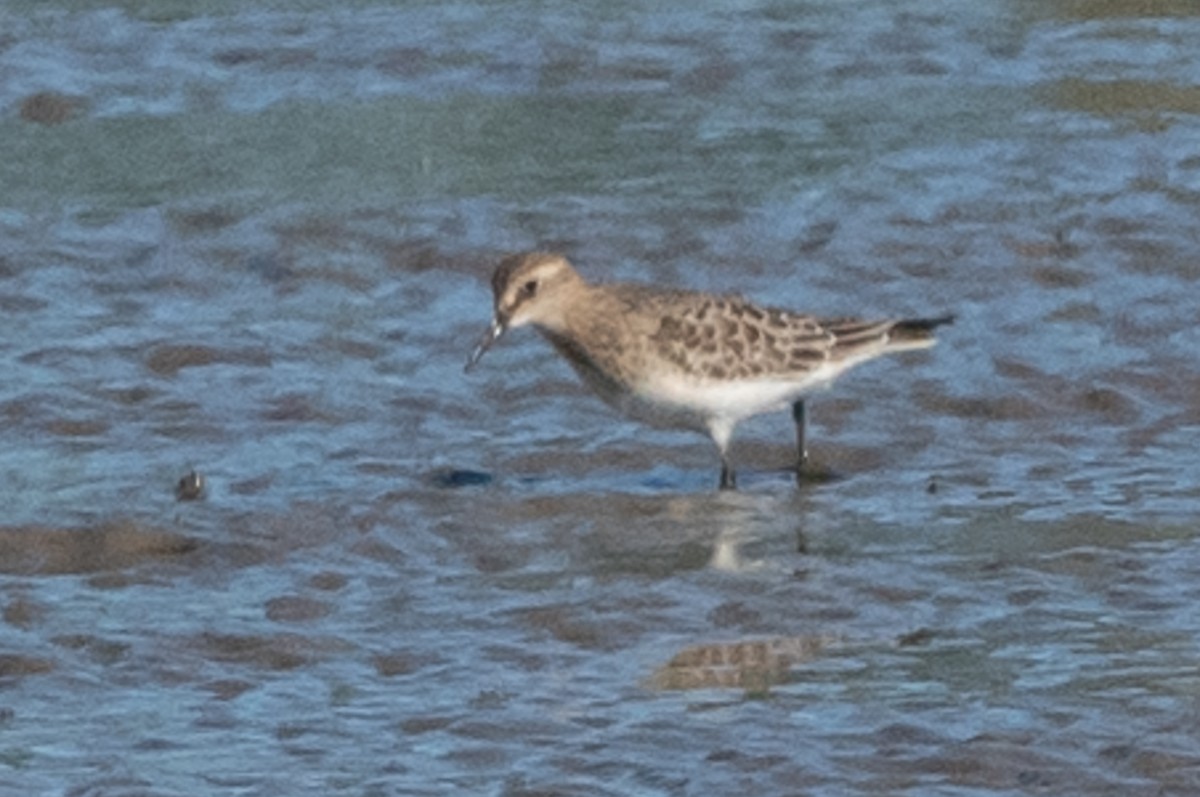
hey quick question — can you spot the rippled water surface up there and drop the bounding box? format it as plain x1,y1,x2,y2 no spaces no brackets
2,1,1200,794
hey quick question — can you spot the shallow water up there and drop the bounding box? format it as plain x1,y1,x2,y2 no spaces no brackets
2,0,1200,794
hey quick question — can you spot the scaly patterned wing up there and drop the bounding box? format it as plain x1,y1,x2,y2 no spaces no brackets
642,292,838,381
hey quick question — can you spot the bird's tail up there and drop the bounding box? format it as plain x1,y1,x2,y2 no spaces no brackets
887,314,955,349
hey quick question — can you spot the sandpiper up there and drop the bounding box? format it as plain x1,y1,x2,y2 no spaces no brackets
466,252,952,489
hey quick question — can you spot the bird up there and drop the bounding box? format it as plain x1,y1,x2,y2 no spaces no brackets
465,252,952,490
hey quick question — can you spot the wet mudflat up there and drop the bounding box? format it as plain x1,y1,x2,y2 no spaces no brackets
1,1,1199,794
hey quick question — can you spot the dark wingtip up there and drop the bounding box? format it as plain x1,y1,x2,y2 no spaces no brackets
894,314,955,332
902,312,955,328
889,314,955,343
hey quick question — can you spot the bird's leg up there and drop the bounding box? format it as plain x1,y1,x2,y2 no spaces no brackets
708,419,738,491
792,400,809,480
719,458,738,491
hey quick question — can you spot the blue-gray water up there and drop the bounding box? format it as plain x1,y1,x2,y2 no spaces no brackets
1,1,1199,795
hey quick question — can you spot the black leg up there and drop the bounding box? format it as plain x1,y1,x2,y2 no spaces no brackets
792,400,809,478
719,459,737,490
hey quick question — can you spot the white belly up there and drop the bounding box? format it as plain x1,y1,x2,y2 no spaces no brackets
607,368,838,432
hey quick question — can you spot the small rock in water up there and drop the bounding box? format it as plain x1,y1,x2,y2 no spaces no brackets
176,470,205,501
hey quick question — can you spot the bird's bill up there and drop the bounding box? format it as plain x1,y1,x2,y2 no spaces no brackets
464,317,506,372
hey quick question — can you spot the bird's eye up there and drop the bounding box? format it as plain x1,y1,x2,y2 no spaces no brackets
521,280,538,297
